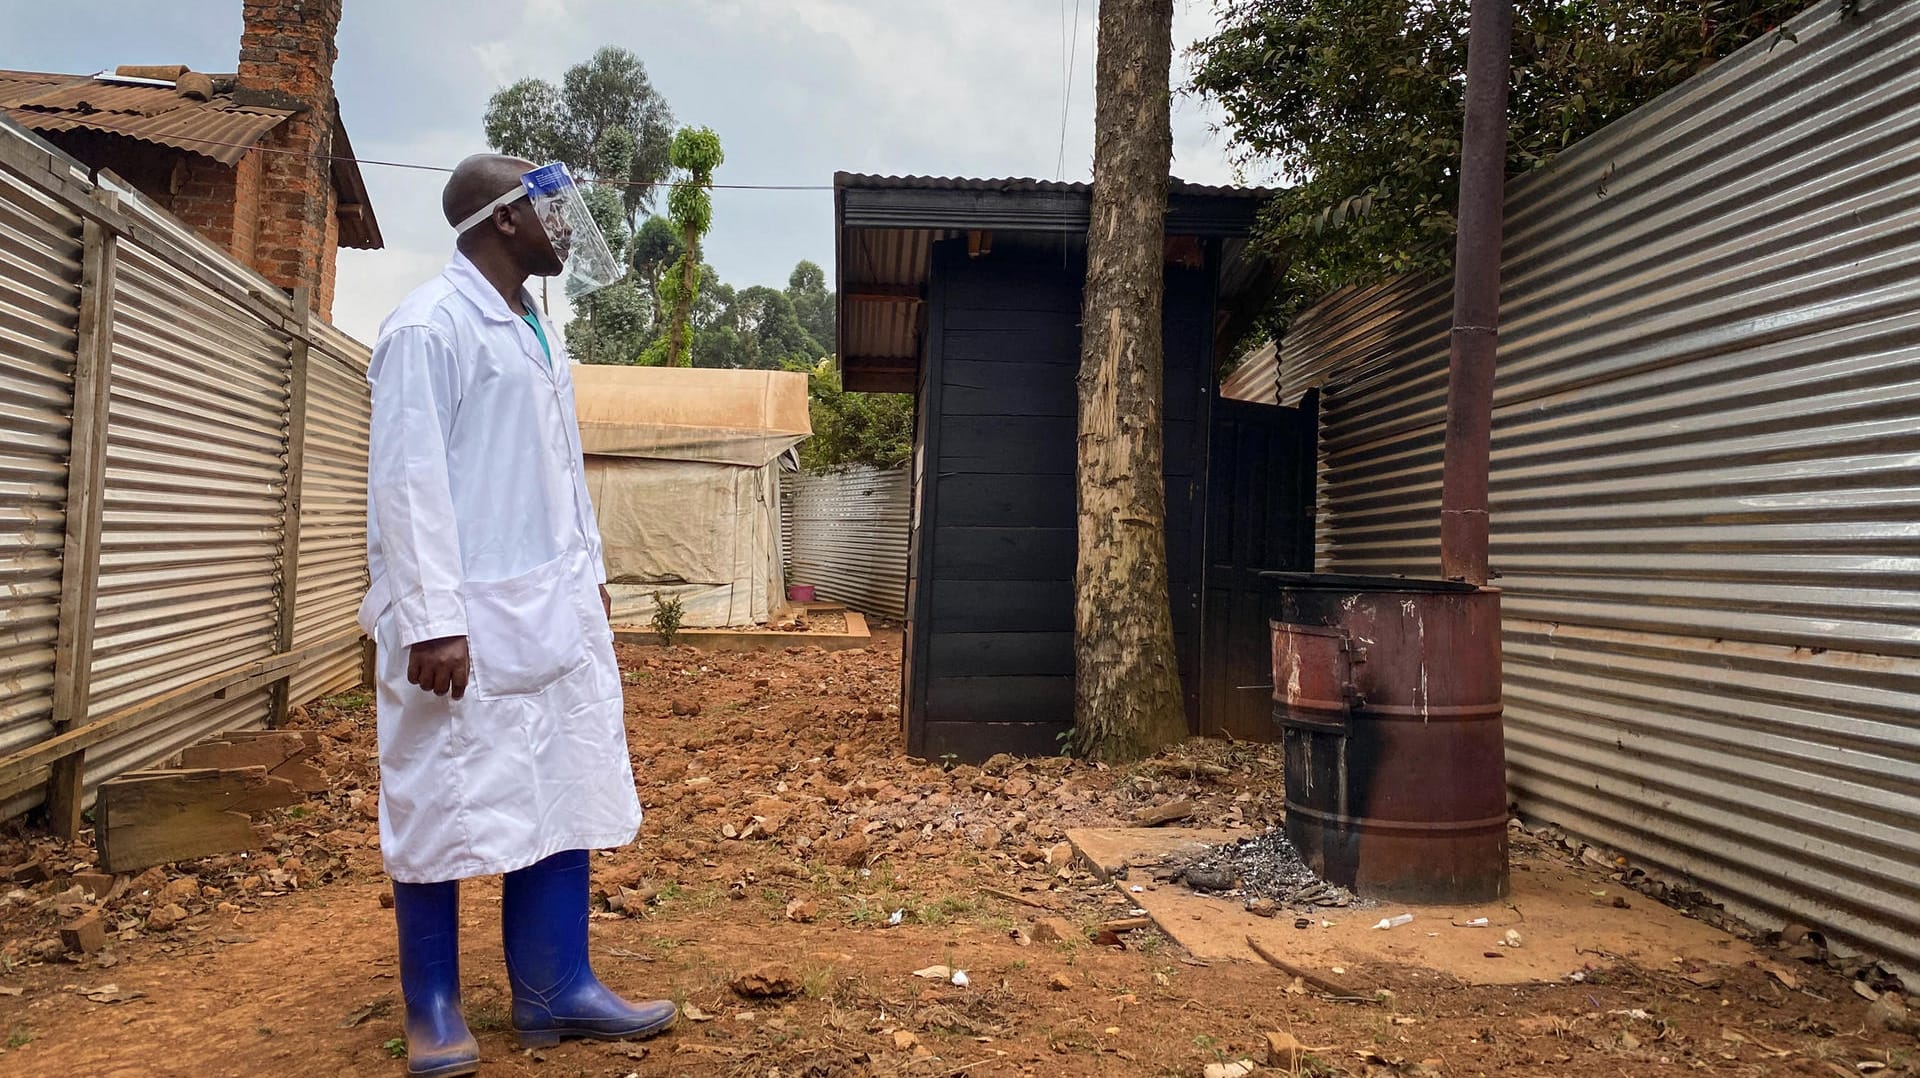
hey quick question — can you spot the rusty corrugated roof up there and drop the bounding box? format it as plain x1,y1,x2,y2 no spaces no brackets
0,69,291,166
0,68,381,249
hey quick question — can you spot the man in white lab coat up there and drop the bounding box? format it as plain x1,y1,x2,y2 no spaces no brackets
358,155,674,1077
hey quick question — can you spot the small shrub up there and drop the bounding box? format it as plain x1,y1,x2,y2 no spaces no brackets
651,592,686,646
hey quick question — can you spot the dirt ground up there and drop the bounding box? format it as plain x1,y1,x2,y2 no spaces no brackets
0,634,1913,1078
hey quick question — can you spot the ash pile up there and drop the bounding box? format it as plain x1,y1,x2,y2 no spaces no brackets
1167,828,1365,915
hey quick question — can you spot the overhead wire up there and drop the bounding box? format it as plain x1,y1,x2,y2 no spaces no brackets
0,105,835,191
1055,0,1083,180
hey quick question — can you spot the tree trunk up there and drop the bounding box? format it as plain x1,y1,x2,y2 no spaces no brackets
1073,0,1186,762
668,228,699,367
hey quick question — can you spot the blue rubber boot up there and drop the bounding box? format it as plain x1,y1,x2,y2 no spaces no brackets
502,850,677,1048
393,881,480,1078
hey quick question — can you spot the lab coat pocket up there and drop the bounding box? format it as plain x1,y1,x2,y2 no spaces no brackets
461,553,591,700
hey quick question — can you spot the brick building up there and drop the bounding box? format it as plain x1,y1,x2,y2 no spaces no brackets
0,0,381,318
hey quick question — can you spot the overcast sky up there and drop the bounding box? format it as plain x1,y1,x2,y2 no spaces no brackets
2,0,1264,342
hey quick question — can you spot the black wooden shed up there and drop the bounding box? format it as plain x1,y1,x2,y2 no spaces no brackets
833,174,1317,761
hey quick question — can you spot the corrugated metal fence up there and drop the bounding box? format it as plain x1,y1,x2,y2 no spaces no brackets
1280,0,1920,987
0,118,368,828
782,466,909,619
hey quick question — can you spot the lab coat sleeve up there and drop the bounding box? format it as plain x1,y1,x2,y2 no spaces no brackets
368,324,469,646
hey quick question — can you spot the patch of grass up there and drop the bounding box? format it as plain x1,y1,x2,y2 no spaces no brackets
328,691,372,711
5,1026,31,1050
467,1004,509,1033
381,1037,406,1060
254,1026,274,1038
800,964,835,999
284,806,308,820
915,894,978,926
651,937,690,952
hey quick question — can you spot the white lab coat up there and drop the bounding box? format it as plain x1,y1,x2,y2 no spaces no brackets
357,252,640,884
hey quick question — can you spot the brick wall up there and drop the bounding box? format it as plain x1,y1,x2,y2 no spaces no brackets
238,0,343,319
167,154,241,253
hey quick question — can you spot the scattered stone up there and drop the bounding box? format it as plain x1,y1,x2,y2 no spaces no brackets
1049,973,1075,991
826,833,870,869
1182,867,1238,893
6,860,49,885
1135,800,1196,827
130,867,168,898
1046,842,1075,868
1032,918,1080,945
159,877,201,908
730,964,802,999
70,873,116,901
379,890,395,910
893,1030,920,1050
1203,1061,1257,1078
670,698,702,717
1247,897,1279,918
145,903,188,932
785,898,818,924
60,912,107,955
1867,993,1914,1036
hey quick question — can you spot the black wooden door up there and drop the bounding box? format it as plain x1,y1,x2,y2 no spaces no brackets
1199,393,1318,740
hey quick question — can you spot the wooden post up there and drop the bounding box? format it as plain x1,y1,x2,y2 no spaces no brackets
45,206,120,839
268,288,312,728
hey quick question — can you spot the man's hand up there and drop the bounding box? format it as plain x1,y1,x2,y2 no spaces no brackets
408,636,471,700
600,584,612,622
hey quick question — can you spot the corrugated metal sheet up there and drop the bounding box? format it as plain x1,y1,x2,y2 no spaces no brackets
1279,0,1920,988
290,321,371,707
0,118,373,819
0,161,82,761
1221,340,1279,404
0,69,293,167
784,466,910,619
80,235,290,793
835,173,1276,199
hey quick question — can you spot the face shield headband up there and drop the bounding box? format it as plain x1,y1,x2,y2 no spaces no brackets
454,162,622,300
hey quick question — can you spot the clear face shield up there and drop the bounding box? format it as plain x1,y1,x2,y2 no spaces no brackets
454,162,622,300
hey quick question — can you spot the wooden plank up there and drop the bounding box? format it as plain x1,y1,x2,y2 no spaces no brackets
937,415,1075,475
269,288,312,728
929,579,1074,634
44,208,118,839
927,632,1075,679
0,629,359,797
919,720,1071,763
933,474,1076,529
96,766,301,874
941,360,1076,417
925,676,1075,724
179,731,310,772
932,526,1075,581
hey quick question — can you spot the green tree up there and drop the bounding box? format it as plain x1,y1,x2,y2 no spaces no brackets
653,127,724,368
788,359,914,473
786,260,835,351
568,284,653,365
1191,0,1814,324
629,215,682,328
483,46,675,223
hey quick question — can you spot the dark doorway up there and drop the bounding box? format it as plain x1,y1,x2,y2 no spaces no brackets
1199,392,1318,740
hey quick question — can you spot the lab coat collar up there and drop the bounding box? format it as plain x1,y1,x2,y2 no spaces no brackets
445,250,542,326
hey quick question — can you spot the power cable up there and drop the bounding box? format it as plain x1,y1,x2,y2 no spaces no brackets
1,106,834,191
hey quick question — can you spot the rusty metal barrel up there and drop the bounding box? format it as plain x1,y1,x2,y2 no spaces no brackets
1264,573,1508,904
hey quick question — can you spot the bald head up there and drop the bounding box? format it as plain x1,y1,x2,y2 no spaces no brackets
442,154,535,229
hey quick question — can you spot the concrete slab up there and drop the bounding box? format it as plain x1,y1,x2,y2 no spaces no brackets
1067,827,1759,987
614,611,872,652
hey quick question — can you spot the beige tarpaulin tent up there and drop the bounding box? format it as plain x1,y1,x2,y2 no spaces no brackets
573,365,811,627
